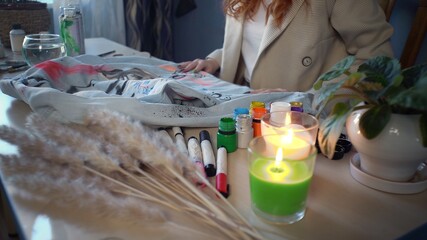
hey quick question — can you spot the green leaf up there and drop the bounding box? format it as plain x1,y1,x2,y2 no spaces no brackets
401,63,427,88
313,56,355,90
313,70,364,111
357,56,401,100
420,113,427,147
389,83,427,112
343,72,364,87
313,77,348,111
359,104,391,139
317,102,352,159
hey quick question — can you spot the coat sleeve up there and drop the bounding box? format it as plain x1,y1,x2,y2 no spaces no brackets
206,49,222,66
329,0,394,63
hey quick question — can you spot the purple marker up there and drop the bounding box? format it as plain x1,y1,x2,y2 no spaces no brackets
187,136,207,185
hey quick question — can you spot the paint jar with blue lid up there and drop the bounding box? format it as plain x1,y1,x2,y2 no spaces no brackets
217,117,237,153
234,107,249,120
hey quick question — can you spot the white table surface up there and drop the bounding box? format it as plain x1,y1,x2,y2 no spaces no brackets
1,38,427,240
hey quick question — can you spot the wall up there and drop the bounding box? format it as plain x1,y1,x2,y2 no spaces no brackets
172,0,224,62
172,0,426,64
390,0,427,63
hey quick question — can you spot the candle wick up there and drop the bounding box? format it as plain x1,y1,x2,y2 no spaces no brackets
270,167,284,173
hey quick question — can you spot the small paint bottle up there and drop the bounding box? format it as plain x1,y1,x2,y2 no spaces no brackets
233,107,249,121
252,107,267,137
290,101,303,124
236,114,253,148
290,101,304,112
217,117,237,153
249,101,265,115
270,101,291,113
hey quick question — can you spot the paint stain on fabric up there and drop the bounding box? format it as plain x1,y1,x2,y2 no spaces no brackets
35,61,107,82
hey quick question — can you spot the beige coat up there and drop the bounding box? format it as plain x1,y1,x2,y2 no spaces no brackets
207,0,394,91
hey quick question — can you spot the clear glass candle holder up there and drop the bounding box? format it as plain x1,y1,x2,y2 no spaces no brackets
22,34,66,66
248,134,317,224
261,111,319,145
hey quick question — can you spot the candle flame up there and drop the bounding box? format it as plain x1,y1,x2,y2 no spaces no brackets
285,113,292,125
270,147,291,181
275,148,283,167
280,128,294,146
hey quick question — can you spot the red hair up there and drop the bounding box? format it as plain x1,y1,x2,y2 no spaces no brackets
223,0,294,26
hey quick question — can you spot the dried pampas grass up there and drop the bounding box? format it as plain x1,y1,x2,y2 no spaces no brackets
0,109,263,240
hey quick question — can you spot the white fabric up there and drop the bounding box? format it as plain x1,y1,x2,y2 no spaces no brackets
0,55,315,127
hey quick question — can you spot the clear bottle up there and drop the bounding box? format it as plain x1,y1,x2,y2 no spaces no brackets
9,24,26,53
59,0,85,56
236,114,253,149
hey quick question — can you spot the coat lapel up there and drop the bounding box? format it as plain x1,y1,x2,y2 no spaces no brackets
258,0,305,56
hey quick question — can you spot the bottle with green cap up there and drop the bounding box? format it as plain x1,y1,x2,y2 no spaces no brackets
217,117,237,153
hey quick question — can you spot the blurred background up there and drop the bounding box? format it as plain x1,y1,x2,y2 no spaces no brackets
0,0,425,64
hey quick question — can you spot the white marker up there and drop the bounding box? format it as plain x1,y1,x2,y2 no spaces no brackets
157,128,173,145
199,130,216,177
172,126,189,156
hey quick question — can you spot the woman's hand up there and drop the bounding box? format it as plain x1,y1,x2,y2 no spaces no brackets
178,58,220,74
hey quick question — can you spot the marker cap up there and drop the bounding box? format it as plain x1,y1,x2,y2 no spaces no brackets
205,164,216,177
199,130,211,142
172,126,184,136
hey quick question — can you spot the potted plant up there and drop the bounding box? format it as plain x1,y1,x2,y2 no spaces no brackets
313,55,427,182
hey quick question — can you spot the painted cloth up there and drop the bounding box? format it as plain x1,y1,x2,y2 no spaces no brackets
0,55,314,127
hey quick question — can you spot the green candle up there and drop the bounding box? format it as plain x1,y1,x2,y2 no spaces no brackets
249,158,313,216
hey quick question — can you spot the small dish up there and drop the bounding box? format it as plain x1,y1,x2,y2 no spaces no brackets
350,153,427,194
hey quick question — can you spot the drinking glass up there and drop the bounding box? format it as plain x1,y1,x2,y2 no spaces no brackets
261,111,319,145
22,34,66,66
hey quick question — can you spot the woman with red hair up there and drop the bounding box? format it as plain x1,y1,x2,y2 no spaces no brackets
180,0,393,92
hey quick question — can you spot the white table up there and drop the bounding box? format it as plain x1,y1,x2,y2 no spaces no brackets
1,38,427,240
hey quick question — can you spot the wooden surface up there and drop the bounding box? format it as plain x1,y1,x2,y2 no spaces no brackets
1,38,427,240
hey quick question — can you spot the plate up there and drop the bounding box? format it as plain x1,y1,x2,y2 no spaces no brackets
350,153,427,194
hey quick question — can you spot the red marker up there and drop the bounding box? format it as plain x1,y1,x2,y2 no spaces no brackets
216,147,229,198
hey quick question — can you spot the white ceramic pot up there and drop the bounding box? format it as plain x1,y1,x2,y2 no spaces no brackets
346,110,427,182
